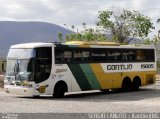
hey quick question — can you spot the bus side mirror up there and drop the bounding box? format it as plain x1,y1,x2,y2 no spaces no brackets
2,61,6,72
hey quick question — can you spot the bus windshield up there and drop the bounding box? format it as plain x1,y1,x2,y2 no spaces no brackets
7,48,35,59
6,59,33,81
6,48,35,82
5,47,52,84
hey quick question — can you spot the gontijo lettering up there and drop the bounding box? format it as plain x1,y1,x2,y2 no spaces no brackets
107,64,132,70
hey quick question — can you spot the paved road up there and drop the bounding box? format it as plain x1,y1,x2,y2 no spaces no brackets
1,81,160,113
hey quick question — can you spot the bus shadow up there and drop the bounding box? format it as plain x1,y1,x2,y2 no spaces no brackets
63,88,160,102
19,87,160,102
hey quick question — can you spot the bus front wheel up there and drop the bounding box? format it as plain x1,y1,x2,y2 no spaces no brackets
53,81,67,98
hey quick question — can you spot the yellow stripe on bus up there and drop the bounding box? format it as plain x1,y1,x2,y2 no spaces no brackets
90,63,113,89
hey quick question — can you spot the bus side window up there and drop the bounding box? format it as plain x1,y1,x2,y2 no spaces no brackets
122,50,135,61
73,50,90,63
82,51,90,62
55,50,64,63
136,50,146,61
148,49,155,61
35,47,52,83
64,51,72,62
74,51,83,62
91,50,106,62
107,50,115,61
115,50,121,61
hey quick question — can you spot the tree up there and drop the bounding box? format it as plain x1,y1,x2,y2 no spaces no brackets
157,19,160,40
82,22,86,30
58,32,63,42
144,38,152,45
71,25,75,32
64,24,108,42
97,9,154,44
150,18,160,46
152,35,159,46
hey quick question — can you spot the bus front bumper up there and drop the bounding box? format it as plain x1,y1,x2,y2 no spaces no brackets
4,85,34,96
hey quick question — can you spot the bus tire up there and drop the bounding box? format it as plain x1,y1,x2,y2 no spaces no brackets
53,81,67,98
132,77,141,91
122,77,131,92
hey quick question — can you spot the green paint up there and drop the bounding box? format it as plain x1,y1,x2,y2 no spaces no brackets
80,64,101,90
68,64,92,91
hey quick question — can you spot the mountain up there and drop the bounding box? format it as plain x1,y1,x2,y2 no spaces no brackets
0,21,74,58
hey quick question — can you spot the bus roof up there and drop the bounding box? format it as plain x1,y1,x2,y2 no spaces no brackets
65,41,119,46
64,41,155,49
10,42,53,49
10,41,155,49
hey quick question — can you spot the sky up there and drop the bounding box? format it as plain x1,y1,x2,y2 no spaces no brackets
1,0,160,39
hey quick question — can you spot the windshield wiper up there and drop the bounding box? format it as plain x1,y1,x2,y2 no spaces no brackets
14,62,19,80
